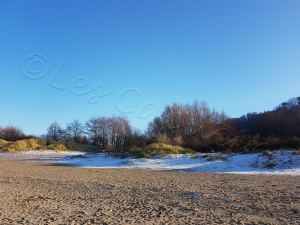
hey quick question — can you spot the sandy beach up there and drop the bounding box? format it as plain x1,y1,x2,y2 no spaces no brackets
0,160,299,224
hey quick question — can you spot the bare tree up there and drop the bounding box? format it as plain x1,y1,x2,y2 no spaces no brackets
65,119,84,143
86,116,107,148
146,100,228,150
0,125,25,141
85,115,132,151
44,121,64,142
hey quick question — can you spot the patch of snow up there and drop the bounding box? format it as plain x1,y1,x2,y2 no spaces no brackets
214,196,230,203
187,193,204,200
0,150,85,161
1,150,299,175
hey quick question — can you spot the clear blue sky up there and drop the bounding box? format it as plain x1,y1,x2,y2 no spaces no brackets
1,0,300,136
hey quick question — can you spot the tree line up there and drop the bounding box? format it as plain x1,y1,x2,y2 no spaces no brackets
146,97,300,152
1,96,300,153
42,115,145,152
234,97,300,138
146,100,233,151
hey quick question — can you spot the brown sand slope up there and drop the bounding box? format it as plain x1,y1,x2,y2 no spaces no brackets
0,161,299,224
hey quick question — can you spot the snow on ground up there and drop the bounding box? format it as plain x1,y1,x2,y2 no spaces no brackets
0,150,299,175
0,150,84,161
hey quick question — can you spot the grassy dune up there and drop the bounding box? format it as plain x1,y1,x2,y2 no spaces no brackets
129,143,195,158
0,138,98,153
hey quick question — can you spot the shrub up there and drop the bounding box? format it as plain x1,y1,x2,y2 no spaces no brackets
7,138,40,152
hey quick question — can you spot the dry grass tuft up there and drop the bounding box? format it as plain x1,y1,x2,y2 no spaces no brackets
7,138,41,152
0,138,98,153
129,143,194,158
0,139,8,145
0,139,11,152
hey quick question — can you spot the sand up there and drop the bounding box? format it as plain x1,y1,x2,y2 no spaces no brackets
0,160,299,225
